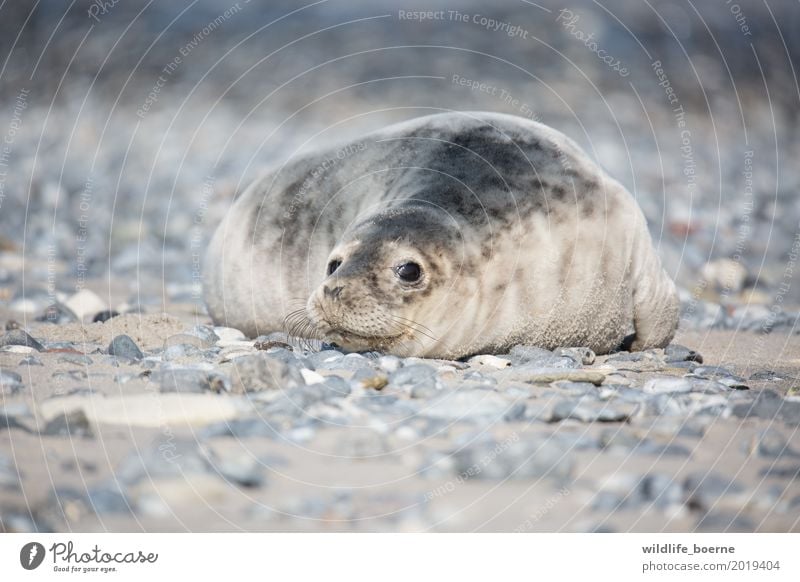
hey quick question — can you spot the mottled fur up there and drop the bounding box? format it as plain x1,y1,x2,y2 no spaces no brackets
204,112,679,358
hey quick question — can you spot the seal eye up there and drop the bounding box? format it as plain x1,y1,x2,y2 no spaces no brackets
395,262,421,283
327,260,341,276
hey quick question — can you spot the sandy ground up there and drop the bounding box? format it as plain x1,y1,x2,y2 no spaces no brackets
1,303,798,533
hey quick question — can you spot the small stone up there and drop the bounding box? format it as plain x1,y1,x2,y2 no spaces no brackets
684,472,745,510
37,303,78,324
759,465,800,479
695,511,754,532
92,309,120,323
300,368,326,385
378,355,401,373
551,398,637,423
213,326,247,343
254,338,294,351
423,391,523,421
18,355,43,366
162,343,203,361
107,334,144,360
57,354,93,366
731,389,800,422
117,439,210,485
43,410,93,438
39,393,249,427
151,368,230,394
503,368,605,385
65,289,108,319
0,329,44,351
555,347,596,365
665,344,703,364
164,333,208,350
188,325,220,347
389,364,437,388
467,354,511,369
207,451,265,488
0,455,19,490
0,370,23,395
507,345,555,366
228,352,305,393
694,365,739,379
642,377,693,394
743,428,800,459
352,369,388,390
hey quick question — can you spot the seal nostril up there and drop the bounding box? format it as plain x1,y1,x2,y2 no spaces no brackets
324,285,344,300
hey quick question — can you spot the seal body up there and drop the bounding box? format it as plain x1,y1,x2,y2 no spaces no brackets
204,112,679,359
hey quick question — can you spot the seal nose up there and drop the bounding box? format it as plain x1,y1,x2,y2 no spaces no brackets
323,285,344,300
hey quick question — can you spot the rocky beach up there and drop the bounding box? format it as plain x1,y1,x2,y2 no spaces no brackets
1,0,799,532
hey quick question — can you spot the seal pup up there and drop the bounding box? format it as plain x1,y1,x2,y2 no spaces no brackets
204,111,679,359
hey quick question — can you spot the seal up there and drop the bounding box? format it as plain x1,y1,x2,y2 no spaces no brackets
204,111,679,359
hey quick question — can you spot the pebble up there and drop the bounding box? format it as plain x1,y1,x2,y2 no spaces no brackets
57,354,93,366
506,345,557,366
107,334,144,360
684,472,745,510
213,326,247,343
467,354,511,369
0,370,24,395
551,397,637,423
206,450,265,488
18,355,43,366
227,352,305,393
642,377,693,394
39,393,250,427
730,389,800,423
555,347,596,365
664,343,704,363
92,309,120,323
151,367,230,394
0,455,19,490
43,410,93,438
389,364,437,389
64,289,108,319
501,368,606,385
37,303,78,324
743,428,799,459
0,329,45,351
695,511,755,532
422,391,525,422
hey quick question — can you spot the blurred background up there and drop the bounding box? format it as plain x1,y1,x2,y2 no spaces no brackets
1,0,799,320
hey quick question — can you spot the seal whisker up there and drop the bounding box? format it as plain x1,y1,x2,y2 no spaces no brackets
390,315,437,338
388,315,437,342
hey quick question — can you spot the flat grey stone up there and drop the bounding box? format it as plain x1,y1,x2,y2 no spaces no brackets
107,334,144,360
551,398,637,422
227,352,305,393
43,410,93,438
151,367,230,394
0,329,44,351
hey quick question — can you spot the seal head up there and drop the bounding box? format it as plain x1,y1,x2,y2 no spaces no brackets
305,204,462,354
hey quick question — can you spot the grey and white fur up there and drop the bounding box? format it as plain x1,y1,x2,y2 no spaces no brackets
204,111,679,359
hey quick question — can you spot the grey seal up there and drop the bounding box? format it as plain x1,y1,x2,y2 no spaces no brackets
204,111,679,359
